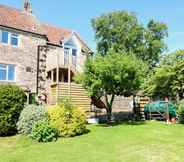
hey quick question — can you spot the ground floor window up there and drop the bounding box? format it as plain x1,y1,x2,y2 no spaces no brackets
0,64,15,81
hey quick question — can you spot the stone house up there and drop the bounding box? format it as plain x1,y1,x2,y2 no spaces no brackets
0,1,91,109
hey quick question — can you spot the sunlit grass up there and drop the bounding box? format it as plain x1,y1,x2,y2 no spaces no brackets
0,121,184,162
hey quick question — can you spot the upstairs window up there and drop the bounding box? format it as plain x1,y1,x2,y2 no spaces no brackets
0,64,15,81
72,49,77,67
64,48,69,65
11,34,19,46
1,30,19,47
2,31,9,44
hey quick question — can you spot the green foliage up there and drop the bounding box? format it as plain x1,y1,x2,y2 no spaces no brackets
143,65,174,97
76,51,148,120
77,51,147,97
29,93,38,105
17,105,48,135
0,85,26,136
58,97,73,110
177,101,184,124
92,11,168,68
144,50,184,99
47,102,87,137
30,120,58,142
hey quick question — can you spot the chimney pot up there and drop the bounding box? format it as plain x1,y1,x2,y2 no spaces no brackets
24,0,32,13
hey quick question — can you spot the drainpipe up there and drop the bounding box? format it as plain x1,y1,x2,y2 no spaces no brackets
68,49,71,97
56,51,59,104
37,45,41,95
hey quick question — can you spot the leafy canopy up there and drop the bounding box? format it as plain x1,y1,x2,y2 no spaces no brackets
76,51,148,120
92,11,168,68
76,51,147,98
143,50,184,99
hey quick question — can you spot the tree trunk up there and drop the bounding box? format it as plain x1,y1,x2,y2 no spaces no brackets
105,94,115,123
106,107,112,122
179,91,184,100
132,95,137,120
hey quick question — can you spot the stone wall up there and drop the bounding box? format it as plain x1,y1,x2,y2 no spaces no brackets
0,27,88,104
0,27,46,93
37,45,48,100
90,96,133,121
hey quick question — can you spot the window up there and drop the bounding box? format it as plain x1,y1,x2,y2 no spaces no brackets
11,34,19,46
1,30,19,47
0,64,6,80
72,49,77,66
64,48,69,65
2,31,9,44
0,64,15,81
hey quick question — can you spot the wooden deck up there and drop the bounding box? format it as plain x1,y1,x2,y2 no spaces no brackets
49,83,91,112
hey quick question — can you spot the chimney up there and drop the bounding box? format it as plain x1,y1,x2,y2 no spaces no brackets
23,0,32,13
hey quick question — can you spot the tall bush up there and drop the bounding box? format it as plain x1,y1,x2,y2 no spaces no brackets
178,101,184,124
17,105,47,135
47,100,87,137
0,85,26,136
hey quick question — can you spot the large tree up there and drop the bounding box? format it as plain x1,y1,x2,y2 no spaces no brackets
92,11,168,68
76,51,147,121
143,50,184,100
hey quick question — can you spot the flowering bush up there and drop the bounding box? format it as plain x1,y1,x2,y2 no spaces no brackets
17,105,47,135
47,100,87,137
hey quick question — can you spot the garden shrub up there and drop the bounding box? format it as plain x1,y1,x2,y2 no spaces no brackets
47,100,87,137
30,120,58,142
17,105,47,135
0,85,26,136
178,101,184,124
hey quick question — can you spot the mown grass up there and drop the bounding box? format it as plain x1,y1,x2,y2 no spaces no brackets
0,121,184,162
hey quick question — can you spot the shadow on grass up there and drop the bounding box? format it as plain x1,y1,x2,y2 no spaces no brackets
96,120,147,127
66,128,91,138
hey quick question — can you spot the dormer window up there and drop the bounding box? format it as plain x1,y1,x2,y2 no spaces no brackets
0,30,19,47
72,49,77,67
64,35,78,67
64,48,69,65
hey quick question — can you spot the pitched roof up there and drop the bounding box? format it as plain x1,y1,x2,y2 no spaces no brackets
0,4,44,35
0,4,91,52
42,24,72,45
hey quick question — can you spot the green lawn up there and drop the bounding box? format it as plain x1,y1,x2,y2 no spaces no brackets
0,121,184,162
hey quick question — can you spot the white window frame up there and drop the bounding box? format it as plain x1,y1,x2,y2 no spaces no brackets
10,33,19,47
0,64,16,82
64,44,78,66
1,30,9,45
0,30,19,47
64,47,70,65
72,48,77,67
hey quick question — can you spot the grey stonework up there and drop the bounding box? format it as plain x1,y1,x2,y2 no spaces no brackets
0,26,89,105
37,45,47,94
0,27,46,93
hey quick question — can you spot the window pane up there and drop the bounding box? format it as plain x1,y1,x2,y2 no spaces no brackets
72,49,77,66
64,48,69,65
72,49,77,56
0,64,7,80
11,34,18,46
0,64,6,69
2,31,9,44
8,65,15,81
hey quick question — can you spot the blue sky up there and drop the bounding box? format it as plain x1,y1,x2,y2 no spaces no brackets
1,0,184,52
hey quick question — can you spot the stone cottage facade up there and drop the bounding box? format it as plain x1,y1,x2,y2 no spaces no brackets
0,1,91,105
